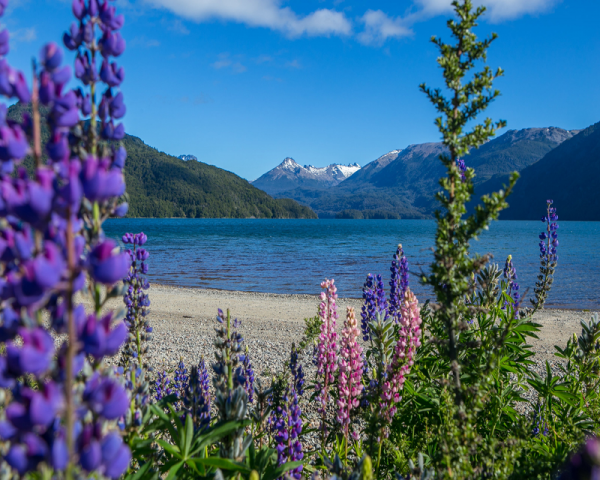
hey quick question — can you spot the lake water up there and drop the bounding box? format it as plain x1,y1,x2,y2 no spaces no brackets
104,219,599,310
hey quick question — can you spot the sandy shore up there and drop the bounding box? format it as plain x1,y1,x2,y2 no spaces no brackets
117,284,598,384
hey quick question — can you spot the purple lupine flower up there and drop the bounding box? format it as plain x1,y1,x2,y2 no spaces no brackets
558,436,600,480
532,404,548,437
80,156,125,201
154,370,173,402
5,382,63,430
389,244,409,321
273,387,303,479
541,200,559,263
183,358,212,432
120,232,152,371
100,432,131,479
173,358,189,399
79,312,127,359
0,0,132,475
456,158,467,182
6,327,54,376
5,433,48,474
83,374,129,420
361,273,388,341
290,344,304,396
241,349,255,403
88,239,129,284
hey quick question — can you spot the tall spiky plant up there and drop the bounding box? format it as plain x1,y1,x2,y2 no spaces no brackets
419,0,519,477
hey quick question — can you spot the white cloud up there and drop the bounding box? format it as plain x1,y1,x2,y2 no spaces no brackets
131,35,161,47
357,10,412,46
11,27,36,43
211,53,247,73
285,59,301,69
165,18,190,35
144,0,352,37
413,0,560,21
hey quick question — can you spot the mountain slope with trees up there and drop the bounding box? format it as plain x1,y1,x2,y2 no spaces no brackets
263,127,577,218
493,122,600,220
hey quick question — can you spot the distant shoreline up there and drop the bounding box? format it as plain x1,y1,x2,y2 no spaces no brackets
148,282,597,312
108,217,600,222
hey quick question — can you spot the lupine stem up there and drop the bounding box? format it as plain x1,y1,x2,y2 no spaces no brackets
31,60,42,168
64,207,76,479
227,309,233,392
31,60,44,253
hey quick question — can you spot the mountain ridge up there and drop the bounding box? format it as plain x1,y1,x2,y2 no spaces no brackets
258,126,580,218
251,157,361,195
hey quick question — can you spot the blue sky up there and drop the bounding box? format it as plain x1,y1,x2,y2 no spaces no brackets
4,0,600,180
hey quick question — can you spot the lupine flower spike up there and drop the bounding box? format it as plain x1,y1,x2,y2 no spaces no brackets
381,289,422,424
290,343,305,396
389,244,409,322
503,255,521,317
273,346,304,479
0,0,131,476
315,279,339,445
183,358,211,432
529,200,559,313
456,158,467,182
337,307,364,444
361,274,388,341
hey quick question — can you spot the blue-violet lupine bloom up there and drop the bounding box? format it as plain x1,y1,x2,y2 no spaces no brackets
273,388,303,480
183,358,211,432
456,158,467,182
121,231,152,370
0,0,131,476
361,274,388,341
389,244,409,322
154,370,173,402
558,436,600,480
273,345,305,479
540,200,559,263
173,358,189,400
290,343,304,396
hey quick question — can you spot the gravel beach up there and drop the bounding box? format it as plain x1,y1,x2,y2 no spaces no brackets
119,284,597,382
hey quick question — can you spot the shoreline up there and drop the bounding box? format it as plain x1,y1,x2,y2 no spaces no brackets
149,282,597,312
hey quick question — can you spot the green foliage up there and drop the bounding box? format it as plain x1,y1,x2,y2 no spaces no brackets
335,209,401,220
299,314,321,350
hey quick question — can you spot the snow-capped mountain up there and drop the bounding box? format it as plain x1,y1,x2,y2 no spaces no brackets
178,154,197,161
252,158,361,195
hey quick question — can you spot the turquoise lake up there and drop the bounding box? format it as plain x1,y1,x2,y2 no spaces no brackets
104,219,599,310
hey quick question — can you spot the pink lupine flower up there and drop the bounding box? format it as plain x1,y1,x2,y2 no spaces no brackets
337,307,364,441
315,279,339,441
380,288,422,421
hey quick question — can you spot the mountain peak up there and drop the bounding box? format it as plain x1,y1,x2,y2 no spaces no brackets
252,158,362,195
178,154,198,161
